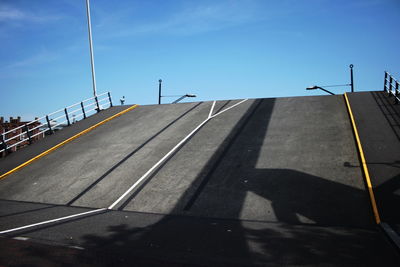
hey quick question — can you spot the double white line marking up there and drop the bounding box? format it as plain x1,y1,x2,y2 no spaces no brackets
109,99,247,209
0,99,248,235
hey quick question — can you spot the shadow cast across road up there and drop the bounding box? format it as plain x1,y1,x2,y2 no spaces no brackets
5,98,399,266
74,98,398,265
77,210,396,266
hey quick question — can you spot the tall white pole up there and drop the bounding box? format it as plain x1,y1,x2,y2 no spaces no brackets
85,0,97,97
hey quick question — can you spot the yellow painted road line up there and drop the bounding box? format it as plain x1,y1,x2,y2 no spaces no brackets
344,93,381,224
0,104,139,180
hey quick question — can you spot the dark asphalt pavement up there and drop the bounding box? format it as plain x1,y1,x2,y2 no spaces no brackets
0,95,399,266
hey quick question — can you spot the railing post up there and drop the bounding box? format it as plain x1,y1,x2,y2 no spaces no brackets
0,133,7,152
81,102,87,119
108,92,113,107
384,72,388,92
95,96,100,112
24,124,32,144
46,115,53,134
64,108,71,126
395,81,399,105
389,76,393,96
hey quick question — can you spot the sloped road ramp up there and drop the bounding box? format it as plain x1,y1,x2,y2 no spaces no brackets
0,95,399,266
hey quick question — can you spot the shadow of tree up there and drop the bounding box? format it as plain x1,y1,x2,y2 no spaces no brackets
78,210,396,266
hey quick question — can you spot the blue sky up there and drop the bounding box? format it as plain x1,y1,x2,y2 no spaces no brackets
1,0,399,121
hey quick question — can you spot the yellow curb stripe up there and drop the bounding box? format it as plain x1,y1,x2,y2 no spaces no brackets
344,93,381,224
0,104,139,180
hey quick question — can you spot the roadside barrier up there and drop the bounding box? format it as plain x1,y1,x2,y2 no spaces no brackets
383,71,399,104
0,92,113,155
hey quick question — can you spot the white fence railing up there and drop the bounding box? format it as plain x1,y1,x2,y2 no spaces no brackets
1,92,113,154
384,71,399,104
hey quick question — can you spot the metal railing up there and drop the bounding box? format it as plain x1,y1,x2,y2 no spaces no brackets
384,71,399,104
0,92,113,154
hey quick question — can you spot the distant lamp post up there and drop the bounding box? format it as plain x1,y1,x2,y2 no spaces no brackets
306,64,354,95
349,64,354,92
158,79,162,105
157,79,196,104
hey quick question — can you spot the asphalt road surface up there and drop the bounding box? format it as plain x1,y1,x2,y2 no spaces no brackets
0,95,399,266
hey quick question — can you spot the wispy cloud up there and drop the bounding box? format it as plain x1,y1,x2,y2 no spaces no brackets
96,0,270,38
0,6,62,23
2,48,58,70
0,6,25,20
161,1,261,34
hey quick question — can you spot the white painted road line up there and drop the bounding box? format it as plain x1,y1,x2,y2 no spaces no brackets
211,99,248,118
208,101,216,118
108,116,211,209
0,208,106,235
108,99,248,210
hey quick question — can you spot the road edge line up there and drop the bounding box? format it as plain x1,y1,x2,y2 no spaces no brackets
343,93,381,224
0,105,139,180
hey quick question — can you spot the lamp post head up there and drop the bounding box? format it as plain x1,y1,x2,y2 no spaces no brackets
306,85,320,90
185,94,196,97
159,79,162,83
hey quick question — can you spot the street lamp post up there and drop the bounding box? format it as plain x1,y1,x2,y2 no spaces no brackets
306,64,354,95
85,0,97,99
157,79,196,104
158,79,162,105
350,64,354,92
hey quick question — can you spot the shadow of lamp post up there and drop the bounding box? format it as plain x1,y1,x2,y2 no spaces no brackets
306,64,354,95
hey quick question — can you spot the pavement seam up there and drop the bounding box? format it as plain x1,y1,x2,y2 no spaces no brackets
0,104,139,180
344,93,381,224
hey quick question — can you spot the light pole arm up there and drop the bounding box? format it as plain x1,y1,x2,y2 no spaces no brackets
306,86,335,95
172,95,187,104
318,87,335,95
